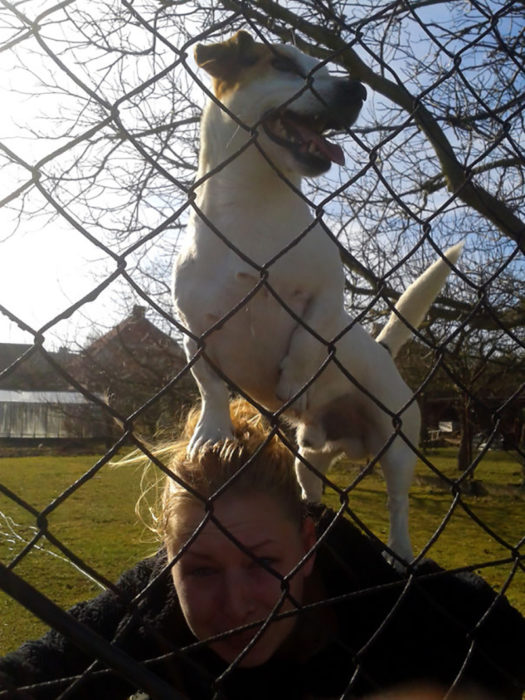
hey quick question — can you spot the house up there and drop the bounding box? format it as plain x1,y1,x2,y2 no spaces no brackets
74,306,195,435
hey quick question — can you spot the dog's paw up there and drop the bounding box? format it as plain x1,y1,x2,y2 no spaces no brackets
382,541,414,571
383,550,410,573
188,420,234,460
295,462,324,503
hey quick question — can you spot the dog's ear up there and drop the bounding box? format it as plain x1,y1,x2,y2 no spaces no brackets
195,31,259,79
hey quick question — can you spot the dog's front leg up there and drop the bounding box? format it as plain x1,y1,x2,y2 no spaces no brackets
184,337,233,457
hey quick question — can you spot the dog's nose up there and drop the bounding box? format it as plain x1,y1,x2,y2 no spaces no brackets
357,82,367,102
328,79,367,129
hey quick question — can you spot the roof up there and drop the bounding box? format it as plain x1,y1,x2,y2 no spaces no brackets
0,343,75,391
86,305,185,360
0,343,34,365
0,390,91,404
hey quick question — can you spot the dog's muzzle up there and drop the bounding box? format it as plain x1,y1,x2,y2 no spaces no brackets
262,79,366,172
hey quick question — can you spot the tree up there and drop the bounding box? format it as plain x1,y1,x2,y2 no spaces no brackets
0,0,523,461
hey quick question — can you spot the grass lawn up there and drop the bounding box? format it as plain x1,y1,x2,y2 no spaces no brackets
0,453,157,653
324,447,525,614
0,447,524,654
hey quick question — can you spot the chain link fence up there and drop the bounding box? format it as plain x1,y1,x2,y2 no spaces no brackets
0,1,524,698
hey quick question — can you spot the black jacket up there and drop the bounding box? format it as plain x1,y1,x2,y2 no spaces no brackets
1,507,524,700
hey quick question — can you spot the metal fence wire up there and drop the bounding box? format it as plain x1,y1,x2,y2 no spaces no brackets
0,0,524,698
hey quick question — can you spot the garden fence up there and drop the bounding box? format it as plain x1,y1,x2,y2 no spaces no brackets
0,1,523,698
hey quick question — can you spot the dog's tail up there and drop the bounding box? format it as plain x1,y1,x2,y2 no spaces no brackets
375,242,463,358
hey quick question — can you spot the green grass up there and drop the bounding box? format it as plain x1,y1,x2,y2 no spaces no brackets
0,453,156,653
0,448,523,654
324,447,525,614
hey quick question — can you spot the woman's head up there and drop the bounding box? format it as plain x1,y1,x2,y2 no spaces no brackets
160,400,304,544
158,399,316,667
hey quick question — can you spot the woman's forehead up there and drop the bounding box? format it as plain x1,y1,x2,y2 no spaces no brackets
184,528,282,561
175,492,297,553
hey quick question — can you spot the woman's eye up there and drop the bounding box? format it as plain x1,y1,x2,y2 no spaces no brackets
251,557,278,571
190,567,217,578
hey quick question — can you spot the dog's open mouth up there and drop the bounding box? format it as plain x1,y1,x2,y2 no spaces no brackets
263,111,346,169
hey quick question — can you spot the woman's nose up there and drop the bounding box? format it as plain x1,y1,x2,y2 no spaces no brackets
221,569,256,624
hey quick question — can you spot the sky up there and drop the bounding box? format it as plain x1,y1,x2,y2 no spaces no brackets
0,1,218,351
0,2,379,351
0,38,94,346
0,5,166,349
1,1,522,351
0,212,113,348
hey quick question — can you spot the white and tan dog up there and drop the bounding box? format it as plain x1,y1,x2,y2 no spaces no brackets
173,31,462,562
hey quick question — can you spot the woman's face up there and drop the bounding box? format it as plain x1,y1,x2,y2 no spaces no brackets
169,492,316,667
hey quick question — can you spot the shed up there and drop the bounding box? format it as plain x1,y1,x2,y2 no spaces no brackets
0,390,109,440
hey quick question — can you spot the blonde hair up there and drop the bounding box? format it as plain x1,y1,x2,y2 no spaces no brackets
152,399,303,548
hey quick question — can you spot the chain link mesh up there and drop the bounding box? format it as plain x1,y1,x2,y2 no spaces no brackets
0,1,523,698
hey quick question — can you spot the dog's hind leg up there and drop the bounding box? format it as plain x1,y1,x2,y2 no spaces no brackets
380,441,416,564
295,447,337,503
184,338,233,457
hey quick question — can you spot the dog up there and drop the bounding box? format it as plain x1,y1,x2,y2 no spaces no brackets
173,31,462,562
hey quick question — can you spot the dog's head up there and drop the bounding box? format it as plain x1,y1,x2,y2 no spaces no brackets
195,31,366,177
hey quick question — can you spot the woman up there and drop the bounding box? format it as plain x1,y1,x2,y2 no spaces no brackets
1,400,524,700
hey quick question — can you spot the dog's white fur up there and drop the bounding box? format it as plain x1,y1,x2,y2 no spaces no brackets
173,32,462,562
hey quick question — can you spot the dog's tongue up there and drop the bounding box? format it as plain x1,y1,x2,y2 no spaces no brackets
293,122,345,165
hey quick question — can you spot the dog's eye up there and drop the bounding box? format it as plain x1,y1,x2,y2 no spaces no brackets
271,54,300,74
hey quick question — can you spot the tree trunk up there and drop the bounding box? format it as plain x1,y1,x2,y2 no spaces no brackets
457,394,473,473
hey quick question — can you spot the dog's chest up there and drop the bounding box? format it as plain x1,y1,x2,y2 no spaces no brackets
175,255,312,405
210,266,311,332
174,204,342,406
206,287,306,407
175,220,324,321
